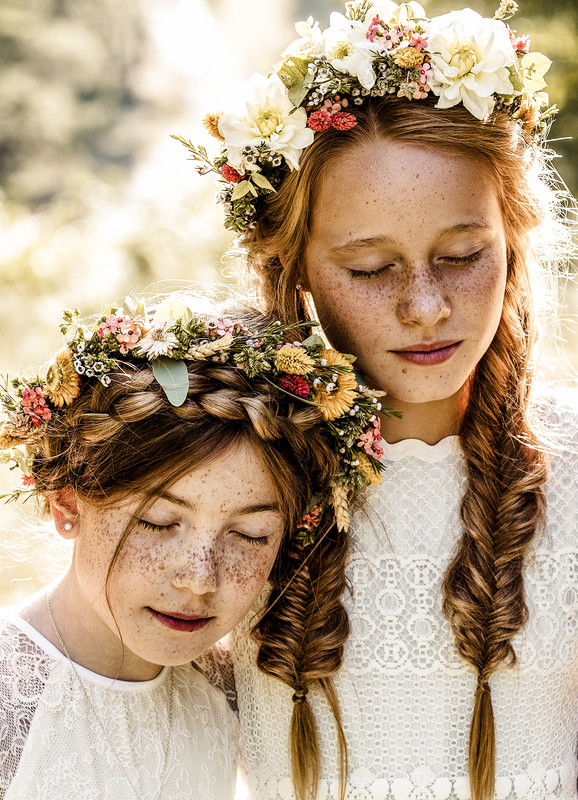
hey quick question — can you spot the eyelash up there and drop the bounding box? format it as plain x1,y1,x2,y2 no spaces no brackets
138,519,270,547
234,532,271,547
349,249,483,280
138,519,176,533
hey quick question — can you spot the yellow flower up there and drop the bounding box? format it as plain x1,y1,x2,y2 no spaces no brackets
357,452,382,486
45,349,82,408
392,46,424,69
202,112,225,141
314,349,358,421
274,346,316,375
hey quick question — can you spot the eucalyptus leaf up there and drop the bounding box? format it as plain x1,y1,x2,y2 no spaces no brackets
152,357,189,407
302,334,326,349
251,173,276,191
231,180,252,201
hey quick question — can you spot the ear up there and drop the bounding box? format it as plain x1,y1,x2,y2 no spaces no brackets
49,488,80,540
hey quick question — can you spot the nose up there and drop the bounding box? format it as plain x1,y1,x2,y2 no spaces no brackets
171,540,221,595
396,263,451,327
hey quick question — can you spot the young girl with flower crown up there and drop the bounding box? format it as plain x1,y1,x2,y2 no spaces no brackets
184,2,578,799
0,293,386,800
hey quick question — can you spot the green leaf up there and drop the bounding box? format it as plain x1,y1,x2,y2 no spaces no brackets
341,353,357,364
288,83,311,108
251,173,276,191
231,180,252,201
152,358,189,407
302,334,326,349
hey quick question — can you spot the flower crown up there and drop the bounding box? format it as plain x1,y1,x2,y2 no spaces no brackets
174,0,554,234
0,295,396,540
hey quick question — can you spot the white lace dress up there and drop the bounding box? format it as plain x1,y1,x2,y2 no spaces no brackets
232,400,578,800
0,610,239,800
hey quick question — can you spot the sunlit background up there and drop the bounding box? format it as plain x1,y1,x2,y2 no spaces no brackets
1,0,577,605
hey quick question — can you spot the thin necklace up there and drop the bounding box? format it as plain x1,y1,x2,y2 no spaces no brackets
46,592,174,800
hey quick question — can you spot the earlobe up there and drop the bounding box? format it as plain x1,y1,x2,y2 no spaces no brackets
50,488,80,540
279,250,310,294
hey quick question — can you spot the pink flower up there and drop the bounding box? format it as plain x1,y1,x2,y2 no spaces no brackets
331,112,357,131
297,503,323,532
98,313,145,354
212,318,249,337
278,374,311,398
308,110,332,132
510,31,530,55
367,14,380,42
21,386,51,426
220,164,244,183
409,34,428,51
358,417,384,458
22,475,35,488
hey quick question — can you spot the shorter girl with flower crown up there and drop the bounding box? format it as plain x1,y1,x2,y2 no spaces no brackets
0,293,387,800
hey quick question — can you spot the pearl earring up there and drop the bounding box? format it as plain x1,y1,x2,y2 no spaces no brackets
63,522,73,532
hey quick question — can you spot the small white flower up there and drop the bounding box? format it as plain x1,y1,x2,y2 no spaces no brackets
101,375,111,387
324,12,377,90
136,323,180,359
425,9,516,120
218,73,314,172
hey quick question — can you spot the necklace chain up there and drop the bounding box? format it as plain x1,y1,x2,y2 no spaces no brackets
46,592,174,800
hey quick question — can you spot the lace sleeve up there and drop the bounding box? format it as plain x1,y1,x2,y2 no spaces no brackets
0,618,53,799
194,635,238,715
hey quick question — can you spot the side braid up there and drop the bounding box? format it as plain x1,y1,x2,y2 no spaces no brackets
443,275,549,800
254,520,350,800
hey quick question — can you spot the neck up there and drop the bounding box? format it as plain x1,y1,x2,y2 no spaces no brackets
19,573,162,682
380,390,464,445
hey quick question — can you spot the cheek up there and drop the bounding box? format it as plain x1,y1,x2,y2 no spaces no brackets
222,546,278,603
307,261,393,348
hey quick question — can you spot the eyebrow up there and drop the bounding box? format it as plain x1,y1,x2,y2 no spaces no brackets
328,223,492,254
158,492,281,516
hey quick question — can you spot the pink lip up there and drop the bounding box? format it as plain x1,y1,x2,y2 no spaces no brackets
392,341,461,365
148,608,213,633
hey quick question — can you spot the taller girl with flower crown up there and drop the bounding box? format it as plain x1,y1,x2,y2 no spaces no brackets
183,2,578,799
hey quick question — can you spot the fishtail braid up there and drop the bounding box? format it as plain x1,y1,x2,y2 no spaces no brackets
254,519,350,800
443,265,549,800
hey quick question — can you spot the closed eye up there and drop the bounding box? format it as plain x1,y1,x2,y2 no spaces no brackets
233,531,271,547
137,519,178,533
439,249,483,265
349,264,393,280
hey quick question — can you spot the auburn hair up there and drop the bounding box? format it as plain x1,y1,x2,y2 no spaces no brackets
30,337,349,800
242,95,556,800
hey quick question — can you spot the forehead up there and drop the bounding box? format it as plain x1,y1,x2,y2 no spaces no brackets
309,139,502,246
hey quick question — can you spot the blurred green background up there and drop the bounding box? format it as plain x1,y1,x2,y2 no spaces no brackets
1,0,576,604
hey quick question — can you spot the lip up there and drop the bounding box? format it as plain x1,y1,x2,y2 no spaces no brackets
392,340,461,366
148,608,213,633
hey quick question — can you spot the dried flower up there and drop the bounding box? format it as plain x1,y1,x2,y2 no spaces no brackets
331,484,350,532
308,110,332,131
274,346,316,375
220,164,244,183
357,452,382,486
187,332,234,361
278,374,311,398
21,387,51,426
330,111,358,130
392,46,425,68
45,349,82,408
136,323,180,358
203,111,225,140
314,349,358,421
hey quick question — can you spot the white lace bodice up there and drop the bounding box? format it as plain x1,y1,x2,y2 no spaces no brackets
0,611,239,800
232,399,578,800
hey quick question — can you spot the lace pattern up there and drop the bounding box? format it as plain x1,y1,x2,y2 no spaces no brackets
0,614,239,800
232,397,578,800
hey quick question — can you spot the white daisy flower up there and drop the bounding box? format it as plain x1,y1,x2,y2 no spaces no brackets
218,73,314,172
425,9,517,120
324,12,377,90
136,322,180,359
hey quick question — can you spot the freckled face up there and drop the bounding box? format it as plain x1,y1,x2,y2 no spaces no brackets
303,140,508,405
71,440,284,679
